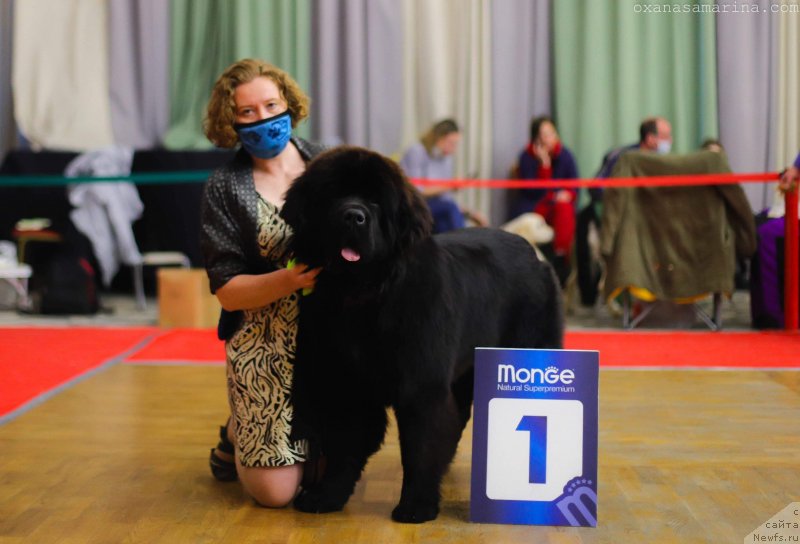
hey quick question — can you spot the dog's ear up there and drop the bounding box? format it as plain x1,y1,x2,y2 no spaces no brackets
280,176,307,232
394,168,433,249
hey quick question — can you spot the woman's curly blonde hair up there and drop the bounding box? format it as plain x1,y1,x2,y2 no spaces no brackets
204,58,310,148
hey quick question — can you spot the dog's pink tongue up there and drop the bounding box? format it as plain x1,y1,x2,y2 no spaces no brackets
341,248,361,262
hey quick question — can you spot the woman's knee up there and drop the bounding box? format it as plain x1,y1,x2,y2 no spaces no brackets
237,462,303,508
245,481,296,508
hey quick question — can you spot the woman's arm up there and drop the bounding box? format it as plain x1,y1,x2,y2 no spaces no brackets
215,265,320,311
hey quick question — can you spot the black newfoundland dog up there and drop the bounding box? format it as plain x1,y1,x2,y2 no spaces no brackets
280,147,563,523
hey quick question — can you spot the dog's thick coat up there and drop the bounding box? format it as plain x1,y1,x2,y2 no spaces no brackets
280,147,563,523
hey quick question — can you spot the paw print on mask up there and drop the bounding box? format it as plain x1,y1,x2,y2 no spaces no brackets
267,120,289,140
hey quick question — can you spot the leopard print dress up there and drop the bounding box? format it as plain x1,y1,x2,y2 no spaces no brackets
225,196,307,467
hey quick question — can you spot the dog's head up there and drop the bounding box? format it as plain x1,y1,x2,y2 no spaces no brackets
280,146,432,273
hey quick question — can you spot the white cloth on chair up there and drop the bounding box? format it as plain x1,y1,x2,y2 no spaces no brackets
65,146,143,287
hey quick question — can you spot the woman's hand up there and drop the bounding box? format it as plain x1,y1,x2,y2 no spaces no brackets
779,166,799,193
555,190,573,203
464,208,489,227
286,262,321,291
534,142,551,168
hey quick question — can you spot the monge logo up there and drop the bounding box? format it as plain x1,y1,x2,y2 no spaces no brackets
497,364,575,385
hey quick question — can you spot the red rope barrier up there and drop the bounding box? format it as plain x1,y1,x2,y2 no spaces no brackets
409,171,779,189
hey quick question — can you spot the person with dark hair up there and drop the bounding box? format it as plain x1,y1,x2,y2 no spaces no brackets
512,115,579,284
597,116,673,179
399,119,487,233
201,58,324,507
639,116,672,153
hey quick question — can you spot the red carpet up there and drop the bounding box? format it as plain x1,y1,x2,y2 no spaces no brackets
124,329,799,368
0,327,157,422
125,328,225,363
565,330,800,368
2,327,797,423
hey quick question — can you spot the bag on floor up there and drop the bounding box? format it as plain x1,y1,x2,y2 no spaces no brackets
750,215,799,329
32,248,99,315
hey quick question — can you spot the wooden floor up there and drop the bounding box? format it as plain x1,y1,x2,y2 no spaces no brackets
1,364,798,543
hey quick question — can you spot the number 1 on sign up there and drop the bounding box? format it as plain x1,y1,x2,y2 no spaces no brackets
517,416,547,484
486,398,583,501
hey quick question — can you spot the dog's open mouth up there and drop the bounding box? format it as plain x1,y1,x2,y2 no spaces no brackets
341,247,361,262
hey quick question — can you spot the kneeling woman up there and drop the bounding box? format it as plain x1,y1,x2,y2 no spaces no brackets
201,58,323,506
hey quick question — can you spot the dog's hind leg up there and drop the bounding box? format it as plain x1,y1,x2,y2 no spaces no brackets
450,365,474,432
510,262,565,349
392,390,462,523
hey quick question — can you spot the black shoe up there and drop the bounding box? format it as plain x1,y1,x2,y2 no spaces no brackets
209,424,237,482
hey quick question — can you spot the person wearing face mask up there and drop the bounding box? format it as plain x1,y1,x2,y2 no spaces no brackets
200,58,324,507
595,116,674,179
399,119,488,233
511,115,579,285
638,116,673,154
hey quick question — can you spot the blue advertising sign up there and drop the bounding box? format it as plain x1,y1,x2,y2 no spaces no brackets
470,348,599,527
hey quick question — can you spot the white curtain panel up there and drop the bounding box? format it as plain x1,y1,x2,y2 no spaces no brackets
12,0,114,151
401,0,492,221
716,0,780,212
108,0,170,149
776,1,800,172
310,0,404,154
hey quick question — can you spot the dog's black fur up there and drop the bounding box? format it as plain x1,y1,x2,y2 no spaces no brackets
280,147,563,523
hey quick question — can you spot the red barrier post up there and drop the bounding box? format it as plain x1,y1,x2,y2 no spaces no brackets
785,187,799,331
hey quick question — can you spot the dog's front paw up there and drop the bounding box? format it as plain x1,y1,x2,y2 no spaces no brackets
293,487,347,514
391,500,439,523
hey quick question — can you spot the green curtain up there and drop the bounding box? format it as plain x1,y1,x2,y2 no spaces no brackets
164,0,311,149
552,0,718,178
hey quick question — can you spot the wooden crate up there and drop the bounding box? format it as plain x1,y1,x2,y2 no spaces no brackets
157,268,220,328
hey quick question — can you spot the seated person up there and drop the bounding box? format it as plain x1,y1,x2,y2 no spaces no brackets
399,119,487,233
511,115,578,284
596,116,673,179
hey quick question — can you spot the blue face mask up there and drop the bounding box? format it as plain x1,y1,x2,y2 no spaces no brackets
234,111,292,159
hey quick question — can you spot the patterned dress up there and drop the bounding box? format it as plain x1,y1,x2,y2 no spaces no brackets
226,196,307,467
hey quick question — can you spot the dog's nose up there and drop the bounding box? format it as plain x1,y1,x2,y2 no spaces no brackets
344,208,367,227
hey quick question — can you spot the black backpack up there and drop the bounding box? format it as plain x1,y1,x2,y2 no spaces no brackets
30,246,99,315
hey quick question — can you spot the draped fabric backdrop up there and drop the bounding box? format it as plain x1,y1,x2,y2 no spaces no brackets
716,0,779,212
12,0,115,151
552,0,718,179
0,0,14,163
164,0,311,149
108,0,170,149
776,0,800,185
401,0,493,221
489,0,551,222
310,0,404,155
2,0,799,220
